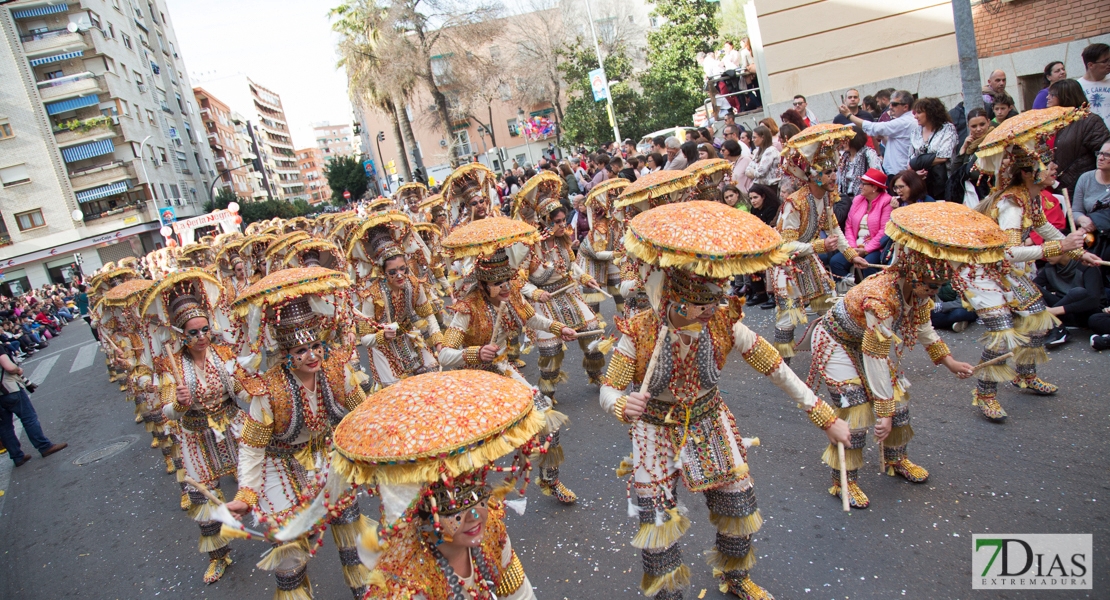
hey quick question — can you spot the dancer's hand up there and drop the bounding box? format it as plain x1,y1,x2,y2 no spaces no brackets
560,327,578,342
1061,230,1085,252
175,385,192,409
874,416,892,442
382,327,397,340
943,356,974,378
624,391,649,421
536,291,552,303
478,344,500,362
825,418,851,446
225,500,249,518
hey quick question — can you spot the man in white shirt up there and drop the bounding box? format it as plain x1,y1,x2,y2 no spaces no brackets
1078,43,1110,128
841,90,916,176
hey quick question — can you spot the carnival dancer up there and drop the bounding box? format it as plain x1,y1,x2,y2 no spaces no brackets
599,201,851,600
576,179,630,317
685,158,733,201
443,163,500,228
217,242,253,298
772,124,857,360
522,194,607,397
965,107,1102,421
271,370,544,599
801,203,984,508
143,269,250,583
396,182,429,223
88,265,141,389
439,217,582,505
223,267,373,599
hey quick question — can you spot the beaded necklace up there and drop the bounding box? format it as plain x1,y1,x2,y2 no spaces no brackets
429,543,496,600
182,349,231,413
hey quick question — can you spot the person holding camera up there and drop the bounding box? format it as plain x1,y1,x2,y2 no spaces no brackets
0,350,66,467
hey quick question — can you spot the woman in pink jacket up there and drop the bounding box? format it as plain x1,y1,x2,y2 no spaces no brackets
830,169,892,279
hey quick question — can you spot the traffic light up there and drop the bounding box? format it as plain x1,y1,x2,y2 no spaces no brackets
377,132,385,142
387,160,396,175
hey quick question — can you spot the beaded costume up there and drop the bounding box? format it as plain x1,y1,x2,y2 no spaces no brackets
576,179,630,315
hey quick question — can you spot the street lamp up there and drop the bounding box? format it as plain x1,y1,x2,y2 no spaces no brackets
375,131,389,194
138,135,158,206
517,108,533,167
207,162,256,208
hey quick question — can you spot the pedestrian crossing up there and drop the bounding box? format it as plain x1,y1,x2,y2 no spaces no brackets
22,340,103,387
28,356,59,386
69,343,99,373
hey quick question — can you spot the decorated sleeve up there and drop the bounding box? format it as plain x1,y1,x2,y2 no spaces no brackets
916,300,950,364
599,334,637,417
778,200,800,240
861,309,896,415
234,393,273,506
437,310,472,368
415,285,442,340
341,362,367,412
495,535,532,600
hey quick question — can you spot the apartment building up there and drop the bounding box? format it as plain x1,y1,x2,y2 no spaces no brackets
194,86,256,199
313,122,357,162
200,75,304,202
0,0,217,293
296,147,329,205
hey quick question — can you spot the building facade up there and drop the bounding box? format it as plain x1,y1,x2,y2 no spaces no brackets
296,147,329,205
0,0,217,293
194,86,257,199
313,122,357,162
198,75,304,202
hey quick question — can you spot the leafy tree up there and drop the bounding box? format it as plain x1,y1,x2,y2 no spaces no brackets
640,0,720,132
558,38,647,148
202,187,240,213
719,0,747,44
324,155,369,206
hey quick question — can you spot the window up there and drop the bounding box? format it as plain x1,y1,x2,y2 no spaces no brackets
160,183,168,198
43,69,64,80
107,23,115,39
117,99,130,116
15,210,45,231
507,118,522,138
146,109,155,125
175,92,183,112
169,184,180,197
121,63,129,79
0,122,13,140
122,33,132,49
112,0,122,11
455,130,472,156
130,141,141,158
158,147,167,162
0,164,30,187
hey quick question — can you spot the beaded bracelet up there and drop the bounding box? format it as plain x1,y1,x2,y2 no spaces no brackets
613,395,630,424
807,400,838,430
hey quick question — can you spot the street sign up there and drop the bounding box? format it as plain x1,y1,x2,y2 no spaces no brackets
159,205,176,227
343,190,352,199
589,68,609,102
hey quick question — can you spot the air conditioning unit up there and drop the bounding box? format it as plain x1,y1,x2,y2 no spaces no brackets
110,115,120,125
151,157,161,166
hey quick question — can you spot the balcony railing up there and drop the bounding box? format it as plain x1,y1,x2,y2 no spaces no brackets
21,29,88,57
37,72,104,102
69,161,133,191
82,201,149,223
53,116,118,145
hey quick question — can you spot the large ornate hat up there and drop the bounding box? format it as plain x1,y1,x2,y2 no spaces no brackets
782,123,855,182
418,192,445,214
179,244,215,269
230,266,352,358
394,182,428,205
884,202,1007,264
367,197,396,212
615,170,694,209
513,171,563,223
442,216,539,261
103,278,154,308
624,200,786,278
264,231,312,265
141,270,225,354
685,158,733,201
88,266,140,295
442,163,499,223
282,239,347,271
976,107,1084,175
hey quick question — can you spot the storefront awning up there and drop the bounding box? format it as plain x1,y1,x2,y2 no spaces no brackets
76,180,130,203
12,4,69,19
45,94,100,115
61,138,114,163
29,50,84,67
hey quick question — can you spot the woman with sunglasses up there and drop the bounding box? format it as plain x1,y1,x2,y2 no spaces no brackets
224,271,373,599
439,245,580,505
149,272,252,584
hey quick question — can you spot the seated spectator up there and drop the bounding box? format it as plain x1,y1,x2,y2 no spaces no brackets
1073,141,1110,237
830,169,893,280
679,141,700,168
746,183,782,307
890,170,935,205
1091,307,1110,350
910,97,958,201
947,107,995,208
1035,259,1106,347
697,143,719,160
663,136,687,171
1047,79,1110,198
645,152,666,173
931,282,977,333
1033,61,1068,109
990,92,1019,125
721,139,752,192
722,184,750,212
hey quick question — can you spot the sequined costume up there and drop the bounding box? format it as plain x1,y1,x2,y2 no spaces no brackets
356,275,443,387
576,180,629,316
805,270,945,506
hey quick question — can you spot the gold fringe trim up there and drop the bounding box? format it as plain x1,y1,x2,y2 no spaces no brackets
1013,345,1048,366
616,454,635,478
704,547,757,574
176,469,186,483
219,525,253,541
979,328,1029,352
256,539,311,572
188,501,219,522
885,424,915,448
623,232,788,278
596,337,616,355
231,269,351,317
708,510,763,538
781,307,808,327
539,443,564,469
359,522,383,553
140,269,222,315
1014,311,1059,335
331,515,372,549
333,407,546,485
822,444,863,471
837,403,875,430
641,563,692,596
582,291,607,304
978,362,1017,383
616,174,694,208
885,223,1006,264
198,532,229,553
631,507,692,550
341,563,374,589
544,408,570,435
773,341,796,359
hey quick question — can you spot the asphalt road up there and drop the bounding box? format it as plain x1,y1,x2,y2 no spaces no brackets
1,303,1106,600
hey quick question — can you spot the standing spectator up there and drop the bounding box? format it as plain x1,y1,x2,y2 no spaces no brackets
776,123,800,152
582,153,610,191
739,38,762,111
1048,79,1110,198
739,129,753,152
837,126,882,211
982,69,1008,113
645,153,666,174
721,139,752,192
662,136,687,171
1033,61,1068,109
1078,43,1110,128
568,194,589,248
746,183,781,307
844,90,916,176
990,92,1019,125
947,107,995,207
0,351,67,467
831,169,893,279
792,95,818,125
697,143,719,160
651,136,667,156
559,162,580,200
862,95,881,119
1072,140,1110,236
679,141,700,168
621,138,637,159
722,184,749,211
875,88,894,122
909,97,959,201
744,125,782,190
833,89,874,125
781,108,808,133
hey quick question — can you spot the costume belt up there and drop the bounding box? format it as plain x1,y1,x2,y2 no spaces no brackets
539,275,574,293
267,431,332,473
640,387,720,428
181,401,237,433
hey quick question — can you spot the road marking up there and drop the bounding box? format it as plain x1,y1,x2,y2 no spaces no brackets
28,355,59,385
70,343,99,373
20,340,98,365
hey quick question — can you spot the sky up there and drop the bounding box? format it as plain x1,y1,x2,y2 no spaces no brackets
165,0,353,149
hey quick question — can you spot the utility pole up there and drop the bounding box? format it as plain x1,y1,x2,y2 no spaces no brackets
583,0,621,149
951,0,984,112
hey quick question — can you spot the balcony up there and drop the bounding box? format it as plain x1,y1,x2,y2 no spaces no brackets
37,72,104,102
21,29,88,58
54,116,119,146
69,161,134,191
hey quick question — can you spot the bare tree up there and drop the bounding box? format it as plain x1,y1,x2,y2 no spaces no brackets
502,0,569,143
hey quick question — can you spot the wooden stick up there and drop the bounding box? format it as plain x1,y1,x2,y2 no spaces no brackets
184,477,223,505
488,301,507,346
549,283,575,297
637,326,669,397
587,282,614,298
972,351,1014,373
1061,189,1077,233
864,263,890,270
878,440,885,476
574,329,605,338
1097,260,1110,267
837,442,850,512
